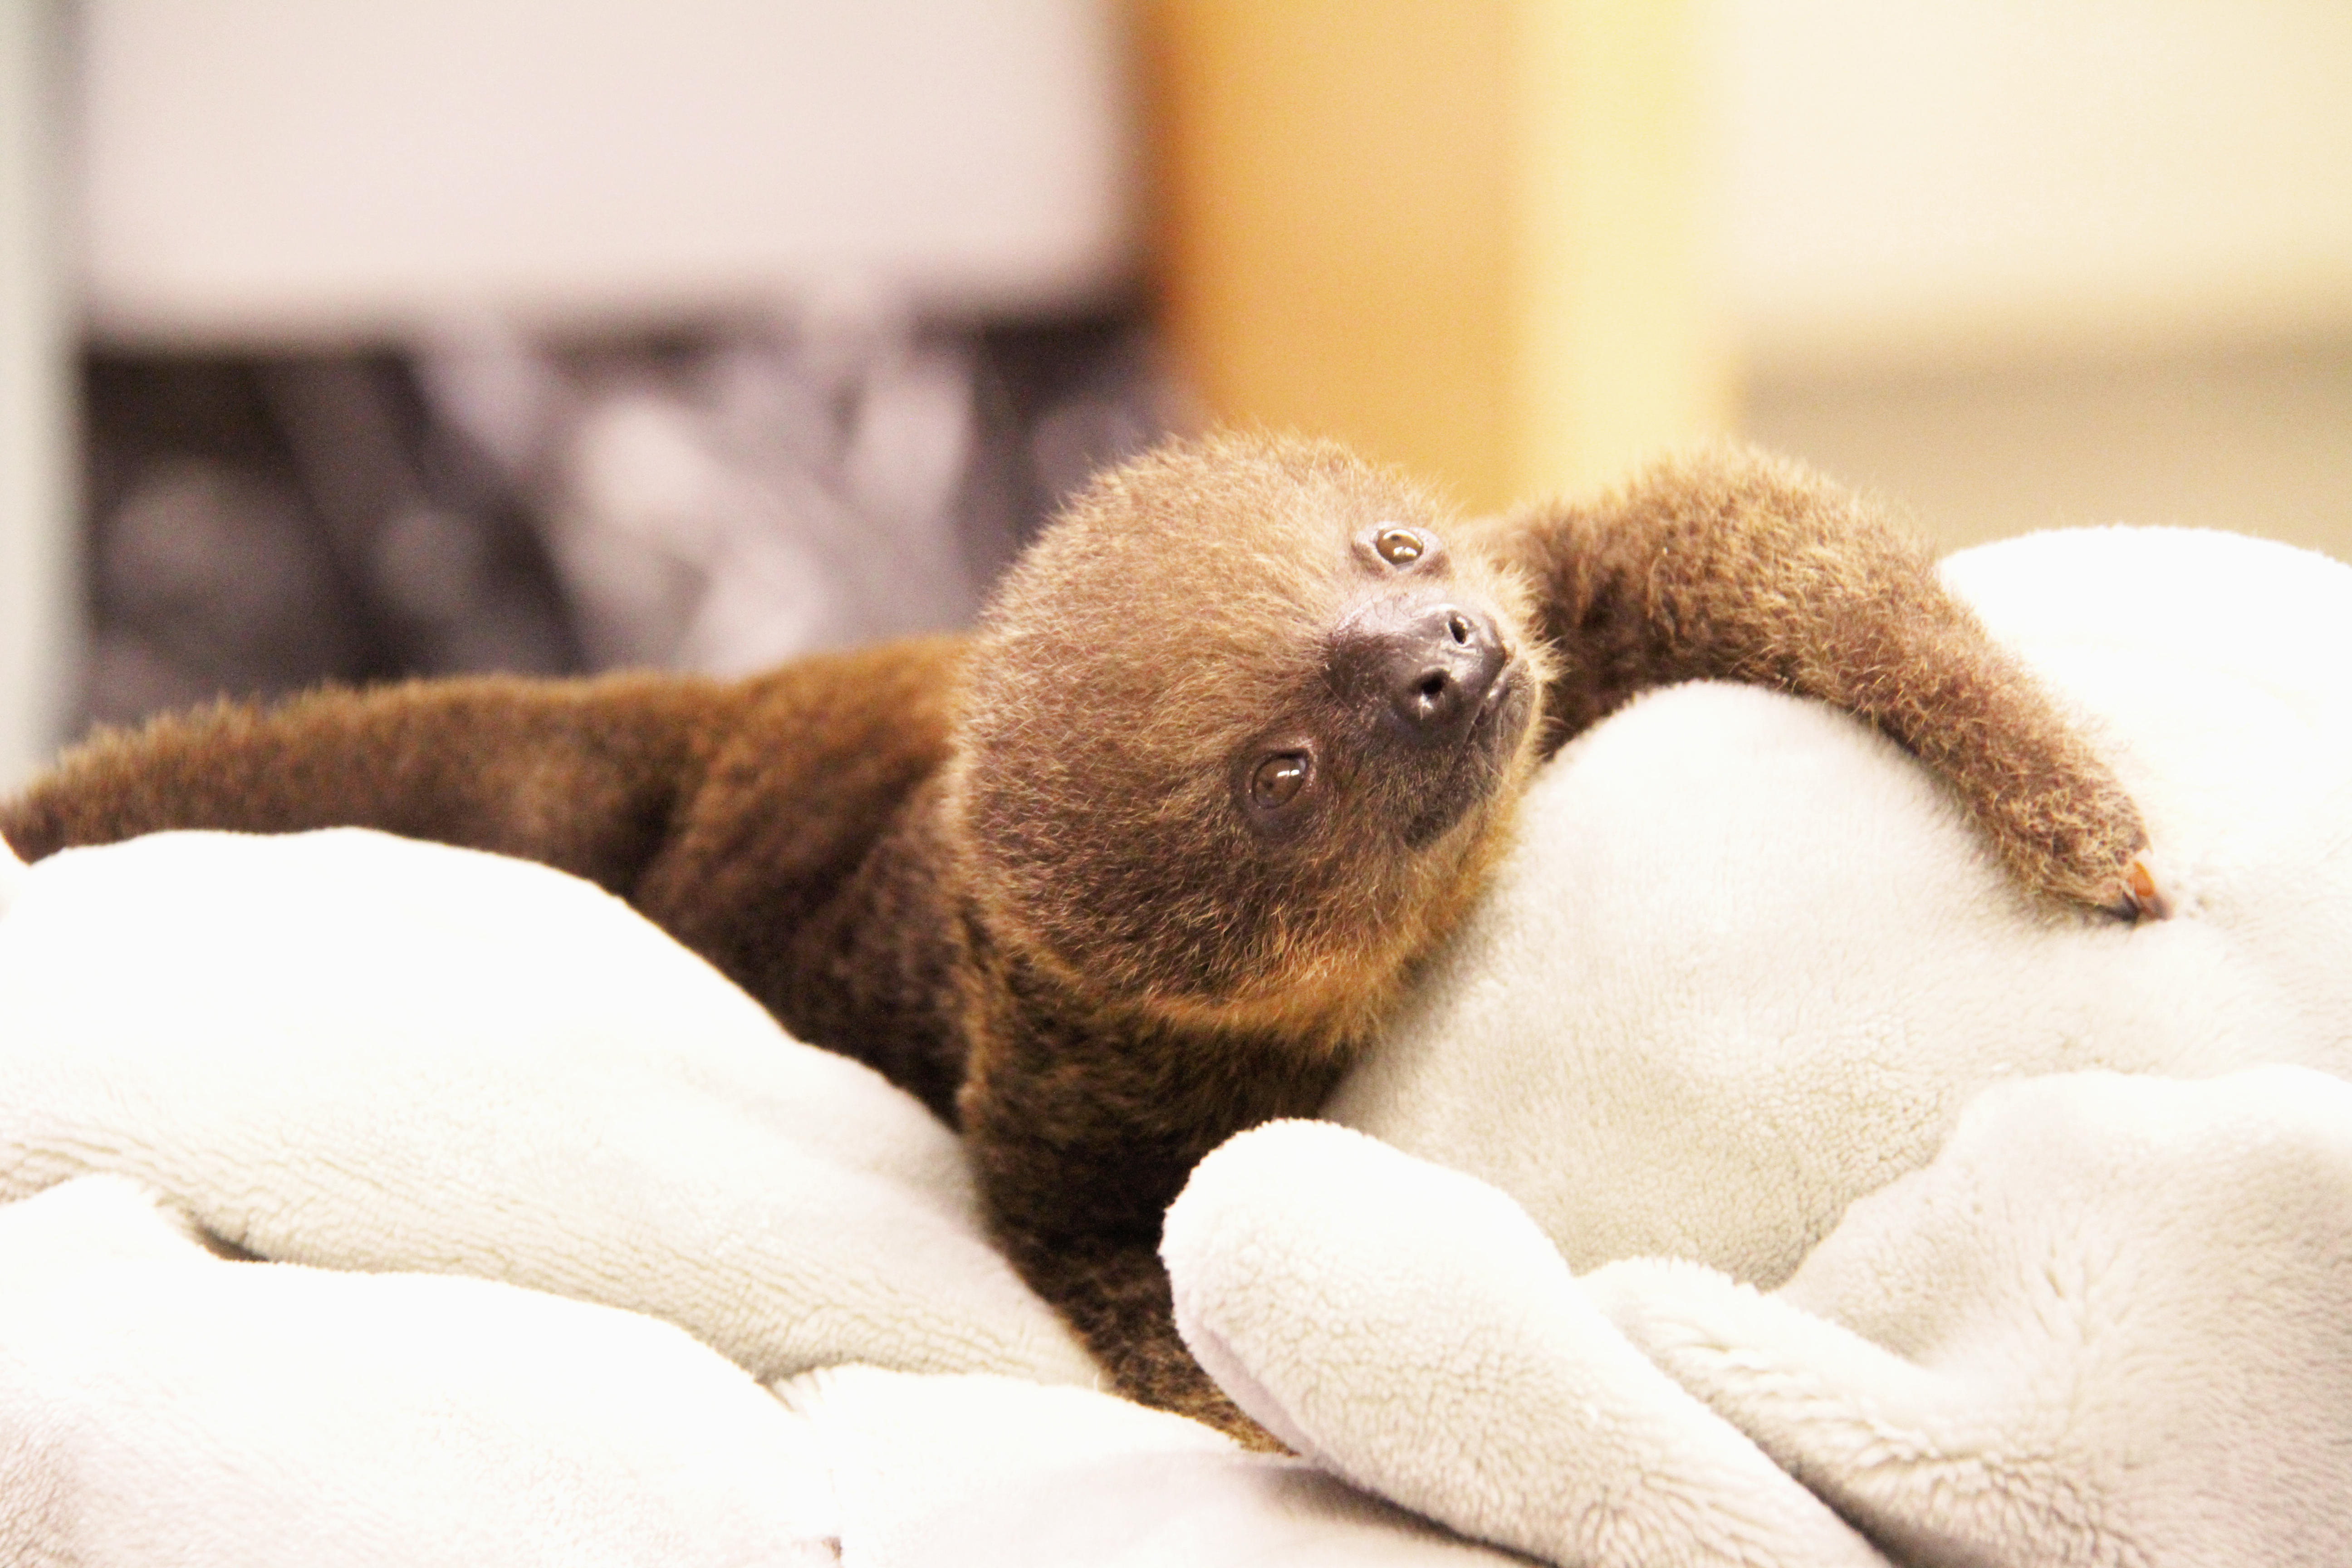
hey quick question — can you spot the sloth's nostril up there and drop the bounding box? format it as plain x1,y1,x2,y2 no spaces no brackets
1333,599,1507,746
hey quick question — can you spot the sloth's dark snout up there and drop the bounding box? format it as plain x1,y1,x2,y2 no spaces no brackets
1338,599,1508,747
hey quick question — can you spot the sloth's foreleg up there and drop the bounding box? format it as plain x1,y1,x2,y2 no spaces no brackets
1473,444,2162,920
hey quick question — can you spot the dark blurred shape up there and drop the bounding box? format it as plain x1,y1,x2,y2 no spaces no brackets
78,309,1184,732
83,352,579,731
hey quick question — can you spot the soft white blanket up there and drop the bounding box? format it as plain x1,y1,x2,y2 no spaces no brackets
1171,1066,2352,1567
0,826,1093,1393
0,524,2347,1565
0,1173,842,1567
0,830,1513,1567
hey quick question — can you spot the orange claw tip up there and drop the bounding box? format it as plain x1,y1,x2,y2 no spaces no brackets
2113,855,2172,923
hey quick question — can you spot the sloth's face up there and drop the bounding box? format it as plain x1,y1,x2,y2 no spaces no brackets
1232,516,1538,855
952,434,1548,1043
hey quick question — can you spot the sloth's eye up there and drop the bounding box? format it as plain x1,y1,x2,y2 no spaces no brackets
1374,527,1425,565
1250,751,1311,808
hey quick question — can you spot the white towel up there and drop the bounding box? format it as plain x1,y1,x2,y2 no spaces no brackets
1162,1117,1890,1568
0,826,1094,1391
1591,1066,2352,1568
1168,1064,2352,1568
0,1172,843,1567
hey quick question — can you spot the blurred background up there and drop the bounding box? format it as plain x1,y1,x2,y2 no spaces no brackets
2,0,2347,790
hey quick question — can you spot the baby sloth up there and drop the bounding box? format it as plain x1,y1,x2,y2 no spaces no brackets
0,436,2161,1443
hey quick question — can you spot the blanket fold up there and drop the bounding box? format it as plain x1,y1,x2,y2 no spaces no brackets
1589,1066,2352,1568
0,1173,843,1567
1162,1118,1890,1568
1165,1068,2352,1568
0,828,1094,1392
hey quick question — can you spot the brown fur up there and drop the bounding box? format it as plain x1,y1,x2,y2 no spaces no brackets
0,435,2155,1444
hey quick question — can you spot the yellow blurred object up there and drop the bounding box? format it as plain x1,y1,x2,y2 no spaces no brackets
1143,0,1731,510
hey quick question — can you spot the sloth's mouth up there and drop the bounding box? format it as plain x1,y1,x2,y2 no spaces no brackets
1462,656,1534,764
1401,657,1534,848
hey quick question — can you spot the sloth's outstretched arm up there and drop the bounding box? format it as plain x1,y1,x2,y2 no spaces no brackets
0,638,959,897
1467,445,2161,917
0,670,725,890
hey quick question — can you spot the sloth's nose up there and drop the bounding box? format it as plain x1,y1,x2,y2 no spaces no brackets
1347,600,1508,746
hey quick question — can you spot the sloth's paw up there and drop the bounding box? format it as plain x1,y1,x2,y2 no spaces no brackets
2100,854,2172,923
2038,830,2168,925
1980,773,2166,924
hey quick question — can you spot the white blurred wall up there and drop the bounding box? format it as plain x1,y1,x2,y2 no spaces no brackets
1724,0,2352,368
1721,0,2352,552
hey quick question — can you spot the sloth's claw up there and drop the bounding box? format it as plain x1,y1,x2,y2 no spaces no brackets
2101,855,2171,923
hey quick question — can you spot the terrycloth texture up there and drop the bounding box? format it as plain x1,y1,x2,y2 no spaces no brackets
0,1171,1522,1567
0,1173,842,1567
1167,1067,2352,1568
1589,1066,2352,1568
1333,525,2352,1284
1162,1120,1890,1568
0,829,1520,1564
0,826,1095,1391
769,1365,1523,1565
